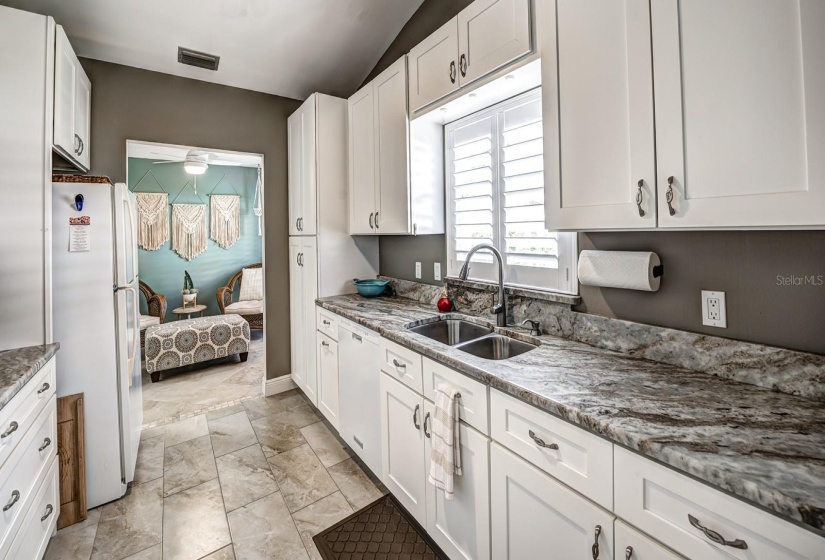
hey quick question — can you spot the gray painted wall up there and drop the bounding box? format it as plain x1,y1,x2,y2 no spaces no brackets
127,158,263,321
81,58,302,379
367,1,825,356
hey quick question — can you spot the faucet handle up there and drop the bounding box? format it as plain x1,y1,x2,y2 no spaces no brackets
521,319,541,336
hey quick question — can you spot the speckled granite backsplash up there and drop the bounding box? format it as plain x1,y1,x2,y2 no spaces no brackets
380,276,825,400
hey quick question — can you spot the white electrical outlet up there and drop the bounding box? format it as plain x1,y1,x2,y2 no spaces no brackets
434,262,442,281
415,262,422,279
701,290,727,328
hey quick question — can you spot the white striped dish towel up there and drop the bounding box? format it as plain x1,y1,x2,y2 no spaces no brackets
427,383,462,500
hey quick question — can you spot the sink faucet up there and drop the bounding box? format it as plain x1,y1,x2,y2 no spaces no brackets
458,243,507,327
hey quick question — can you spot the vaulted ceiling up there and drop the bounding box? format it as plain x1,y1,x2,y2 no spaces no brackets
2,0,423,100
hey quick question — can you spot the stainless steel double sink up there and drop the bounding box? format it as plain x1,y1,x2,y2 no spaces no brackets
406,317,537,361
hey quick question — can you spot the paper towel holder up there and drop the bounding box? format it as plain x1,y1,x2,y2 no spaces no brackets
652,264,664,278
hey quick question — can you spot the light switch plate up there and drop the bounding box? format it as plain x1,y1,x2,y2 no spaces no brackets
415,262,421,279
434,262,442,281
701,290,726,328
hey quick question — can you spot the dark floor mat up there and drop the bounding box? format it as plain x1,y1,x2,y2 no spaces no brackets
313,494,447,560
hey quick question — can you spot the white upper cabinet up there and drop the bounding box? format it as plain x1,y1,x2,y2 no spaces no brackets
407,18,460,113
652,0,825,228
348,85,377,234
541,0,656,230
288,96,317,235
54,25,91,172
457,0,532,87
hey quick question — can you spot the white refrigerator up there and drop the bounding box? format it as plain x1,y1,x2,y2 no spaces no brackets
52,180,143,508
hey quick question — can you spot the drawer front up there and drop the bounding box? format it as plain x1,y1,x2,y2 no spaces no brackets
5,457,58,560
0,399,57,557
614,446,825,560
422,358,489,435
316,307,339,341
380,338,423,394
490,389,613,509
0,359,56,470
614,520,684,560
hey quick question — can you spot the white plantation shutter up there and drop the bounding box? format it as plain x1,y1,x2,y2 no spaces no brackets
446,88,576,293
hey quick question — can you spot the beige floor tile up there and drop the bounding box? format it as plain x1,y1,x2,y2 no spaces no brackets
267,444,338,513
139,425,164,441
242,397,285,421
208,411,258,457
216,444,279,512
164,415,209,447
326,458,385,510
277,393,310,411
201,545,235,559
133,435,164,484
90,479,163,560
227,493,309,560
276,402,321,429
122,544,161,560
206,403,247,422
291,492,353,560
163,479,231,560
250,414,306,456
142,400,188,426
163,435,217,497
300,422,351,468
43,508,101,560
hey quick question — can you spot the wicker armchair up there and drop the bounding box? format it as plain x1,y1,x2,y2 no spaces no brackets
139,280,167,347
217,263,263,330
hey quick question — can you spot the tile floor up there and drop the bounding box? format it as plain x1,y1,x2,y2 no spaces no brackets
141,331,265,427
43,390,387,560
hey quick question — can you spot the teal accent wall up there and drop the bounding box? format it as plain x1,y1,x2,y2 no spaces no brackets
127,157,263,321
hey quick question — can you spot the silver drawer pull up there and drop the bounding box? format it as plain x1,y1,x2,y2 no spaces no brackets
37,382,50,394
592,525,601,559
321,341,329,348
413,404,420,430
322,320,331,325
3,490,20,511
1,421,19,439
391,359,406,370
528,429,559,450
41,504,54,522
39,437,52,452
688,514,748,550
352,333,362,343
625,546,633,559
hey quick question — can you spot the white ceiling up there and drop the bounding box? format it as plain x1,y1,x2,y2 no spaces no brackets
128,141,263,168
3,0,422,100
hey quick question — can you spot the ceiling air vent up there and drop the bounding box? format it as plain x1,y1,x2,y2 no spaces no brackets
177,47,220,71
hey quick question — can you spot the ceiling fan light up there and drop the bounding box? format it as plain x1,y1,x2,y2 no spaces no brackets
184,161,208,175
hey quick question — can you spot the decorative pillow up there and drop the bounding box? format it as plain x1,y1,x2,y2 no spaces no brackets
239,268,263,301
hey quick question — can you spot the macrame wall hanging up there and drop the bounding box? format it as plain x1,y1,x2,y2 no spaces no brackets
132,169,169,251
210,194,241,249
171,182,207,261
253,167,263,236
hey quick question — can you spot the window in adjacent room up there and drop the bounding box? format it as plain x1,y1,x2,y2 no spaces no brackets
445,88,577,294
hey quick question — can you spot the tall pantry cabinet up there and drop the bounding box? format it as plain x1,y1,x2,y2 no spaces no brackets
288,93,378,403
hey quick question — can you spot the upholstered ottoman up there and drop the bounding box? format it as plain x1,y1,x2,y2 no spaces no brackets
144,314,251,382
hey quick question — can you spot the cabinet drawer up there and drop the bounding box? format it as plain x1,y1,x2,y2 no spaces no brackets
0,399,57,557
380,338,423,394
422,358,488,435
316,307,339,341
615,520,684,560
4,457,58,560
490,389,613,509
614,446,825,560
0,359,55,471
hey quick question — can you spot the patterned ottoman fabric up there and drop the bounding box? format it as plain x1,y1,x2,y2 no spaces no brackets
145,314,250,381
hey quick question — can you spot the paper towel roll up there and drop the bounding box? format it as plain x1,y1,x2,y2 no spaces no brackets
577,250,662,292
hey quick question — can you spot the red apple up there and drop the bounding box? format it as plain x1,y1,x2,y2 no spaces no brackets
437,297,453,313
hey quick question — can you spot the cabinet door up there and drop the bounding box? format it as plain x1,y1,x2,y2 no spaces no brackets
300,98,318,235
288,109,303,236
54,26,77,159
541,0,655,230
424,402,491,560
615,521,684,560
289,238,305,392
652,0,825,228
316,333,339,430
347,85,377,235
75,64,91,170
457,0,532,86
301,238,318,406
408,18,459,112
374,56,411,234
379,373,426,526
491,443,614,560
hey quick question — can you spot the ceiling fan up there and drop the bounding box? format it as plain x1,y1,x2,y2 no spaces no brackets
151,149,242,175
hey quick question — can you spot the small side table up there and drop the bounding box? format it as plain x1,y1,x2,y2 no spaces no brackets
172,304,207,320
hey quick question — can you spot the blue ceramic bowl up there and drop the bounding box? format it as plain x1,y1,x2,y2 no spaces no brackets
353,278,390,298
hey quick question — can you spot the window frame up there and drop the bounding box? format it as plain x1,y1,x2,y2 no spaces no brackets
444,88,578,295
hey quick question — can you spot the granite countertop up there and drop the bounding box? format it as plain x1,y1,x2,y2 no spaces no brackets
0,344,60,411
317,294,825,534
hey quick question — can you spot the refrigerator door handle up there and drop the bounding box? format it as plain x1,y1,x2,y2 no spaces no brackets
124,190,139,282
127,285,140,388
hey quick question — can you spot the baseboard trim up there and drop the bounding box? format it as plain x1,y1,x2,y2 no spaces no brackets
264,375,296,397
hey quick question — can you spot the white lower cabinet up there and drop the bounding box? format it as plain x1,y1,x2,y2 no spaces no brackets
316,332,339,430
615,520,684,560
289,237,318,405
491,442,614,560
